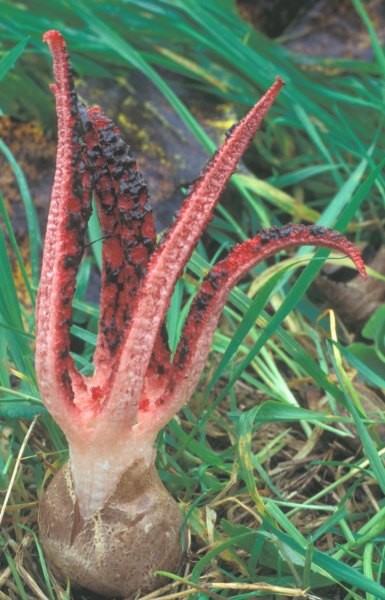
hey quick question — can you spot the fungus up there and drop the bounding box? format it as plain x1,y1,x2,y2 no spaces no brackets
37,30,366,598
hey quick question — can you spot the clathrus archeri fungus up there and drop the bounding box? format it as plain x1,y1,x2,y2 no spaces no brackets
37,30,367,599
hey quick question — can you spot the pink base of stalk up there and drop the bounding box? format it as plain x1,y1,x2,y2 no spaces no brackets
66,428,156,519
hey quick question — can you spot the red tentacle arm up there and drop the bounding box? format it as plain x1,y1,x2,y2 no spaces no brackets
103,78,285,422
137,224,366,431
36,31,93,431
85,107,157,373
84,108,173,421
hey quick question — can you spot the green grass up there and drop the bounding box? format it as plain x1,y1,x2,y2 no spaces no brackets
1,1,385,598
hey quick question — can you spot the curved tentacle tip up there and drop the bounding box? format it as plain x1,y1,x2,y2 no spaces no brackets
42,30,64,44
274,76,285,88
356,258,368,281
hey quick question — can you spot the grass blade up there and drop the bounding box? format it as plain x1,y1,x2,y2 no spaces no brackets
0,37,29,82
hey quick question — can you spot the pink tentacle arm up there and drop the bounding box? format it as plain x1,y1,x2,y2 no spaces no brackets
84,107,157,373
103,78,285,422
36,31,92,429
136,223,366,431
